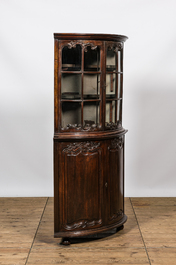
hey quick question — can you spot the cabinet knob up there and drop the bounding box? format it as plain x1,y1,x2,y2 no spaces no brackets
105,182,108,188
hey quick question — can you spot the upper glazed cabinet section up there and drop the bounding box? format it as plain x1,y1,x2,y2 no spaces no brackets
54,34,127,133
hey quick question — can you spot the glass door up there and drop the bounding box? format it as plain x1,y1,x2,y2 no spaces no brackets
105,42,123,130
60,41,103,131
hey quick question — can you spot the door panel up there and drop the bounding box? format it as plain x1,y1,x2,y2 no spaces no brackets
106,136,124,224
61,141,103,231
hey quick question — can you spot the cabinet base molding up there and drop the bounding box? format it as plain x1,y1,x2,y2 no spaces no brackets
54,214,127,238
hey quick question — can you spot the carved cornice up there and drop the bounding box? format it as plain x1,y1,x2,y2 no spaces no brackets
63,141,100,155
63,219,102,230
108,137,123,150
109,209,123,221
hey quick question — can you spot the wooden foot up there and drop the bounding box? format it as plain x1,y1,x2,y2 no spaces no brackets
61,237,71,246
116,225,124,232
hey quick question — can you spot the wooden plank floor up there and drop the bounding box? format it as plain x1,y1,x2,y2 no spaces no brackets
0,198,176,265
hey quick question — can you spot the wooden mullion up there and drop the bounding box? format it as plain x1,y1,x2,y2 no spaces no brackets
58,41,62,131
54,39,59,133
120,47,123,73
115,49,118,122
83,71,101,74
61,99,82,102
102,41,106,129
61,71,82,74
120,47,123,123
83,99,101,102
81,46,84,126
115,99,117,123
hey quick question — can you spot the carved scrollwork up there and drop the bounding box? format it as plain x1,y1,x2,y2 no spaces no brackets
61,123,101,132
83,43,97,52
65,41,97,51
109,209,123,221
63,141,100,155
105,121,122,130
63,218,102,230
109,137,123,151
108,42,123,52
67,41,83,49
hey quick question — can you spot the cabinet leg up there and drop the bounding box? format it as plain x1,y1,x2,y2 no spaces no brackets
116,225,124,232
61,237,71,246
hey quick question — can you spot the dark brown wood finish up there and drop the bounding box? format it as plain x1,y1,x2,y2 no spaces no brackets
54,33,128,42
54,33,128,243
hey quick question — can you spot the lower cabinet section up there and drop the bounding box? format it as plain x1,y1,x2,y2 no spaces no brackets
54,134,126,238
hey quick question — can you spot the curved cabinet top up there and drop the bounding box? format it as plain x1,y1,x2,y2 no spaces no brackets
54,33,128,42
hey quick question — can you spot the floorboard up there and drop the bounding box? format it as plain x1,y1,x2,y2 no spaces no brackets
0,197,176,264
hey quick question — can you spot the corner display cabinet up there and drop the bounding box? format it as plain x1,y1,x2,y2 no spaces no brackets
54,33,128,245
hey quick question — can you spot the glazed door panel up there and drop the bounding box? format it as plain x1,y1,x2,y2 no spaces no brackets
61,141,103,231
58,40,104,132
106,136,124,224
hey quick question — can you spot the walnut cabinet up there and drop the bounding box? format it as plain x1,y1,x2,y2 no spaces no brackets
53,33,128,243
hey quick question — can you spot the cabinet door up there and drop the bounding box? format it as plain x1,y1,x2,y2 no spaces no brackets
105,136,124,224
105,42,123,130
60,141,103,231
58,40,104,132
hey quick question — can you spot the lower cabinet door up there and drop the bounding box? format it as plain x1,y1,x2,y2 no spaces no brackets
106,136,125,225
60,141,103,232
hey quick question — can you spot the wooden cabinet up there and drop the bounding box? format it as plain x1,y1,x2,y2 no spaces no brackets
53,33,128,244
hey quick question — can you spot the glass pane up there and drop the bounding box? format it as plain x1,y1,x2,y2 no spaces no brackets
83,74,100,99
84,46,100,71
106,74,116,99
62,102,81,129
61,74,81,99
83,102,99,129
62,45,81,71
105,101,116,124
106,49,116,72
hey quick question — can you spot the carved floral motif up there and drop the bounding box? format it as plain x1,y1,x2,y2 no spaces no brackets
109,209,123,221
105,121,122,130
108,42,123,52
83,43,97,52
63,141,100,155
63,219,102,230
65,41,97,52
61,123,101,132
67,41,82,49
109,137,124,150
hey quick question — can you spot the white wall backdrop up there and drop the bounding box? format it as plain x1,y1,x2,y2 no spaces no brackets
0,0,176,196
